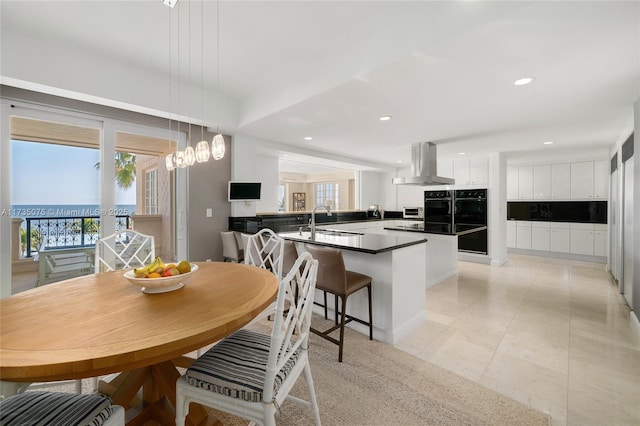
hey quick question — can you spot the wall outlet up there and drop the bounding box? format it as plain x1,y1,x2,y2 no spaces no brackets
205,258,212,262
206,208,213,217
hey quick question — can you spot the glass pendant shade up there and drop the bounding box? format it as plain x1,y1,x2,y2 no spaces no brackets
165,152,176,171
195,140,211,162
175,150,187,168
211,134,225,160
184,146,196,166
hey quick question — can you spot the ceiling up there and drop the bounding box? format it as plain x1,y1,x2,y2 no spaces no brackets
1,1,639,170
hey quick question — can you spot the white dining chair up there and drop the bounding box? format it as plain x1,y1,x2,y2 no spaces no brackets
95,229,155,273
243,228,285,323
0,391,125,426
175,252,321,426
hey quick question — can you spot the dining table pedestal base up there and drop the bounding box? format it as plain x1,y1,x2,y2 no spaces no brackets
99,357,216,426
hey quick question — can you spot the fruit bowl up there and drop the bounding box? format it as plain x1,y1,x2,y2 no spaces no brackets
124,264,198,294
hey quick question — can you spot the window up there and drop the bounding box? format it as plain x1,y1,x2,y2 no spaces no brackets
315,183,339,210
145,168,158,214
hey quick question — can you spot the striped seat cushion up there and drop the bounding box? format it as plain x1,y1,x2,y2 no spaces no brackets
0,391,114,426
185,329,300,403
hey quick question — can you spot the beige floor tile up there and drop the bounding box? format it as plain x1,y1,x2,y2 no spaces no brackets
423,333,495,382
482,351,568,405
497,328,570,374
480,375,567,426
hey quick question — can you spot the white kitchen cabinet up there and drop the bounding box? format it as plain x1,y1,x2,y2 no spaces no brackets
593,160,609,199
437,159,454,180
531,221,550,251
469,158,489,186
570,223,595,255
452,158,488,186
551,163,571,199
506,220,517,248
518,167,534,200
594,224,608,257
507,167,519,200
533,165,551,199
453,159,470,185
516,221,532,249
550,223,571,253
571,162,595,199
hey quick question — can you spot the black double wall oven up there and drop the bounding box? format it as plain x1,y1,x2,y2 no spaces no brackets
423,191,454,234
424,189,488,255
454,189,488,255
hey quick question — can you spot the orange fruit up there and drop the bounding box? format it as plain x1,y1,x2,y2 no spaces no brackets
148,272,162,278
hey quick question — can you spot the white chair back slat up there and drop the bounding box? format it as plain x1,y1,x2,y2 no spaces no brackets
263,252,317,402
243,229,284,280
95,230,155,273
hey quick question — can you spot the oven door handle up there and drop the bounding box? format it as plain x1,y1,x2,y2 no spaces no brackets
456,226,487,236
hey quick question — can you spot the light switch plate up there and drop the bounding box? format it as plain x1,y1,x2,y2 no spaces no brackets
206,208,213,217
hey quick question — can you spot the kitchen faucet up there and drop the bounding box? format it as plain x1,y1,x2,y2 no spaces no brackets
310,204,332,240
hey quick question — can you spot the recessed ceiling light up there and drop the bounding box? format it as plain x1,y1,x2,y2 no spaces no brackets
543,141,555,145
304,137,313,141
396,160,403,163
514,77,534,86
458,152,466,155
379,115,392,121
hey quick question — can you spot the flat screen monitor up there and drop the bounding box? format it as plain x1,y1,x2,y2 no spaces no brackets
228,181,261,201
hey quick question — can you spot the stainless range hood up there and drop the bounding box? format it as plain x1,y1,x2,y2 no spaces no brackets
392,142,455,186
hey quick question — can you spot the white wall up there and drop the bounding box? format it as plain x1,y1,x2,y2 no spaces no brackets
489,152,507,266
255,155,280,213
359,171,386,210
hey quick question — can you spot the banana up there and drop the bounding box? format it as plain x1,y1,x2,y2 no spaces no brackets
134,256,164,276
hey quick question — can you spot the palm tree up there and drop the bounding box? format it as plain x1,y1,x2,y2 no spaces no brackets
95,152,137,189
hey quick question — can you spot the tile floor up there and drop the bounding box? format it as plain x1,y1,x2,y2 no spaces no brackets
396,253,640,426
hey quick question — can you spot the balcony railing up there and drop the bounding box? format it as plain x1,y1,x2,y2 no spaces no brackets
24,215,131,258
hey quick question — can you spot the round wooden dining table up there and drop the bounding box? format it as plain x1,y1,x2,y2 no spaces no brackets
0,261,278,425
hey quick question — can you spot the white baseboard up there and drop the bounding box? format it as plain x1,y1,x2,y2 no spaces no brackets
507,247,607,264
457,252,491,264
631,311,640,338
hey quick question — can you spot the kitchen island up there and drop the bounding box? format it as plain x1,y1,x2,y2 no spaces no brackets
279,230,428,345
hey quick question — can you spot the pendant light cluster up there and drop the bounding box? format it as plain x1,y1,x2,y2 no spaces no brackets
165,0,225,172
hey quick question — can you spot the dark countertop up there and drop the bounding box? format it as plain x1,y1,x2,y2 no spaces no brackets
278,229,427,254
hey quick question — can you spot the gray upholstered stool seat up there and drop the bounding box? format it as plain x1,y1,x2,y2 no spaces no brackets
0,391,124,426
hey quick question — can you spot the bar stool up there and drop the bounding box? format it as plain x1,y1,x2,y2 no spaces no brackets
305,245,373,362
220,231,244,263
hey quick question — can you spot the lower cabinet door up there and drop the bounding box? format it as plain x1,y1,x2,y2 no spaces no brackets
570,229,594,255
550,228,570,253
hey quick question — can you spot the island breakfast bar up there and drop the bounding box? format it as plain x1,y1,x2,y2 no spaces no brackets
279,230,428,345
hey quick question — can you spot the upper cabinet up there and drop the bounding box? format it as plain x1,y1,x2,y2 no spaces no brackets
533,165,551,199
571,162,595,199
593,160,609,199
551,163,571,199
507,167,519,200
453,158,488,187
507,160,608,201
518,166,533,200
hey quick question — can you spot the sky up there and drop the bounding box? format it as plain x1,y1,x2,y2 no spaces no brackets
11,140,136,205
